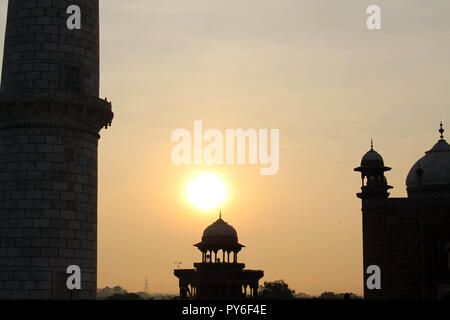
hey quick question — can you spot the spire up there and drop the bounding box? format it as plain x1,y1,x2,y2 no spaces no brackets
370,138,374,150
219,210,222,219
439,122,445,140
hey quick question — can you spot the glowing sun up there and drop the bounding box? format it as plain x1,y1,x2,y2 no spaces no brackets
187,173,226,210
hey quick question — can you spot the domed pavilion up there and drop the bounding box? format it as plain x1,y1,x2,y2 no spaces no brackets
174,213,264,299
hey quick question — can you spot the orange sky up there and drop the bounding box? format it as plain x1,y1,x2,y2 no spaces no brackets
1,0,450,295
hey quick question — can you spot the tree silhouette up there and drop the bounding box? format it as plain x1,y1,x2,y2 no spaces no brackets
257,280,296,300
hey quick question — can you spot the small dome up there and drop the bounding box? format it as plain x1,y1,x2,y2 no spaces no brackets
354,141,391,176
202,218,237,241
361,148,384,165
357,139,385,167
194,216,245,249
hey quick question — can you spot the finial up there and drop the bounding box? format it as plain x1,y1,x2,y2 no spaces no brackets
370,139,374,150
439,121,445,140
219,210,222,219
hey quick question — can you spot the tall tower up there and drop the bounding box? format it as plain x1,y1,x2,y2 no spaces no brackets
0,0,113,299
354,141,392,199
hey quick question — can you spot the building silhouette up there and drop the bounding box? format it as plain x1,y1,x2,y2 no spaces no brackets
355,124,450,299
174,214,264,299
0,1,113,299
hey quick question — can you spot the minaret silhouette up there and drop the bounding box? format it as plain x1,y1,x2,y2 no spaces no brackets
354,140,392,199
0,1,113,299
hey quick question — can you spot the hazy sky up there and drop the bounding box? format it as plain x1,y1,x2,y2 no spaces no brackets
1,0,450,295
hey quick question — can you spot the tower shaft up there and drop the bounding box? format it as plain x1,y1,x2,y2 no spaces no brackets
0,0,113,299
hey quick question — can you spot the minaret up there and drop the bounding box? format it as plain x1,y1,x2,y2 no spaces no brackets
0,1,113,299
355,141,392,300
354,140,392,199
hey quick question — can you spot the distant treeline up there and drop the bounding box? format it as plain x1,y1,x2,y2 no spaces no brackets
257,280,362,300
97,281,362,300
97,286,177,300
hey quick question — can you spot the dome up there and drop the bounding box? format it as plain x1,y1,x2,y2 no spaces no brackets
361,148,384,165
406,123,450,197
354,141,391,177
357,140,386,167
202,218,237,242
195,216,244,248
406,140,450,190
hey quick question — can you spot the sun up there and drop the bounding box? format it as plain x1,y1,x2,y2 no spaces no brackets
187,173,226,210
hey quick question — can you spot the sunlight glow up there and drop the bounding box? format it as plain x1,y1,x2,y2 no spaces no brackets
187,173,226,210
